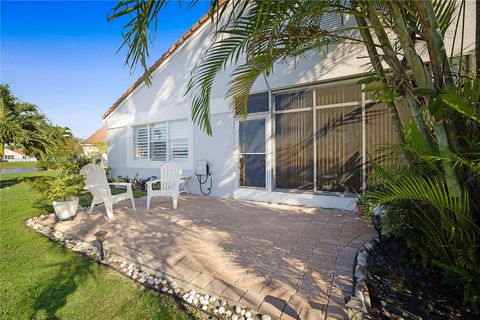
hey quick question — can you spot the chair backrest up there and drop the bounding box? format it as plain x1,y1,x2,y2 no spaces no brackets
160,162,182,192
80,163,111,199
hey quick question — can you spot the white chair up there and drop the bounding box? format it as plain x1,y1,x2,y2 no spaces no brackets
146,162,182,209
80,163,136,218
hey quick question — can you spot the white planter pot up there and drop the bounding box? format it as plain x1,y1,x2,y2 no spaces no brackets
53,197,79,221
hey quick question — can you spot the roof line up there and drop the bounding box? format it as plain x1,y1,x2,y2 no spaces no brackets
102,4,223,120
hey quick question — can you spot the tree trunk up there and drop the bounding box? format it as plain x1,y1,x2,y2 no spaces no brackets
414,0,454,87
362,1,434,151
477,0,480,77
388,0,462,196
352,0,404,142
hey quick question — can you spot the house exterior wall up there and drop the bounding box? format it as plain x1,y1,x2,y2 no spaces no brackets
105,2,476,210
3,149,37,162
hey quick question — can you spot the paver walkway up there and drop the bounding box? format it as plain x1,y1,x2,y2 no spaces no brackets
35,195,374,319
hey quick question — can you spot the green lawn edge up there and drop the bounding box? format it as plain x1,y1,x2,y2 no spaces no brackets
1,161,39,169
0,171,199,320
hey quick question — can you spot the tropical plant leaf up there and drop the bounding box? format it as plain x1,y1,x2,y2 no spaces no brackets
442,88,480,124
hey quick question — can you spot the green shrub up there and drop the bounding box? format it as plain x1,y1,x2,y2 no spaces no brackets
26,153,85,202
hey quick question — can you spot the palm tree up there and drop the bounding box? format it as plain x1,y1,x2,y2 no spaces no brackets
0,84,50,170
110,0,472,191
110,1,479,310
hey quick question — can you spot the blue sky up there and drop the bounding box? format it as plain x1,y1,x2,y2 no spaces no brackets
1,0,210,138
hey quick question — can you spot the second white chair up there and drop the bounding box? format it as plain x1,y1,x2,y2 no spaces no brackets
146,162,182,209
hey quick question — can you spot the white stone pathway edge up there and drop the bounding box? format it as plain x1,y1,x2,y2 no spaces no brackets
26,214,273,320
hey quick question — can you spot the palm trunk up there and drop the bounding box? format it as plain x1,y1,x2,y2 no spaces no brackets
352,0,404,141
388,0,462,196
362,1,434,151
477,0,480,77
414,0,454,87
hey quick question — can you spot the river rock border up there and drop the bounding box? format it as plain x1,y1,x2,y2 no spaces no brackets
26,215,273,320
346,233,388,320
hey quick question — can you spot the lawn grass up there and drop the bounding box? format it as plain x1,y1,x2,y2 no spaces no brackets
1,161,39,169
0,171,199,320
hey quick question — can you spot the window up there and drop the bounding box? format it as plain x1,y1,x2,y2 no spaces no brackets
134,120,189,161
4,155,14,160
169,121,189,160
236,92,269,114
247,92,269,113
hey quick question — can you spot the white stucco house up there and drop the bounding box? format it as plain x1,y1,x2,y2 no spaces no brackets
82,126,108,167
3,148,37,162
103,3,476,211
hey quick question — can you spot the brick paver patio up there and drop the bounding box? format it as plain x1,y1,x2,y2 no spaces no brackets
35,195,374,319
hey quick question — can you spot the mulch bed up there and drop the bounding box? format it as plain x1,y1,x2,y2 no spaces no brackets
365,238,475,319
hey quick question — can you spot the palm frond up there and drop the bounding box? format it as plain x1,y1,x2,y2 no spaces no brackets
367,174,476,227
108,0,169,84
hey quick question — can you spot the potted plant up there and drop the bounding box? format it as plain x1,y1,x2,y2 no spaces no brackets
29,154,85,221
32,173,84,220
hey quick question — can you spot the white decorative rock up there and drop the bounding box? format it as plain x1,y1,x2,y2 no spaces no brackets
209,296,217,302
201,305,208,311
354,265,367,280
241,309,245,315
225,310,232,316
245,311,252,318
231,315,239,320
219,306,225,314
365,242,374,251
161,286,168,292
161,279,167,285
221,300,227,306
168,289,173,294
261,315,271,320
235,306,242,314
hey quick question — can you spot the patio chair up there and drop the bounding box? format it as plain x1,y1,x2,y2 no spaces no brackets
80,163,136,218
146,162,182,209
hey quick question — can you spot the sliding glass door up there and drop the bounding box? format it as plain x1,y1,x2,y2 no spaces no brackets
315,84,362,193
316,105,362,192
238,81,405,195
273,83,363,194
239,118,266,188
274,91,314,190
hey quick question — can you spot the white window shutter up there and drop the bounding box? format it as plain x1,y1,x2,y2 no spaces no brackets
169,121,189,160
134,126,149,159
150,124,167,161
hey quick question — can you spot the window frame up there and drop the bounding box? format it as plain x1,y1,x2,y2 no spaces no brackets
132,119,189,163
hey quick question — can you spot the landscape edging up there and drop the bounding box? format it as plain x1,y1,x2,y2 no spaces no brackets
25,214,273,320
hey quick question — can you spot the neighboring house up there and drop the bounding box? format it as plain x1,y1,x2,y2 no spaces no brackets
83,126,108,166
3,148,37,162
103,3,476,211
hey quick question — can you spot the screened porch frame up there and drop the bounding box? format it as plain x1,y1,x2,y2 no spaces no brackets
235,76,388,196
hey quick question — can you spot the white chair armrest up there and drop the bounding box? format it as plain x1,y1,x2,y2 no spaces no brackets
109,182,132,187
145,179,162,191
